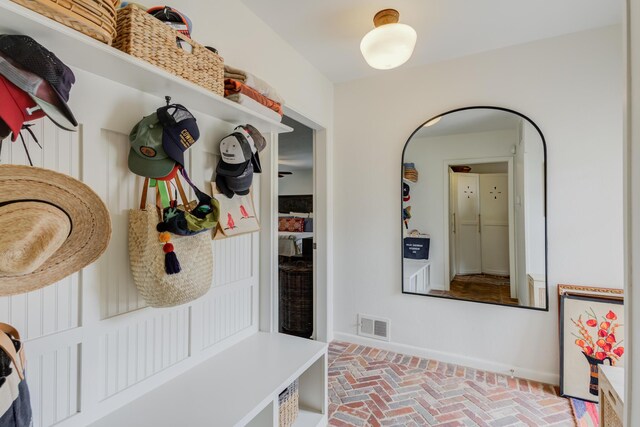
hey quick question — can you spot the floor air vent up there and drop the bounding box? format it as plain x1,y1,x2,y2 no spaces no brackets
358,314,390,341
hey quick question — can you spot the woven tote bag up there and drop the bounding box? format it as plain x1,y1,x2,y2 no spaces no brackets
128,179,213,308
0,323,32,426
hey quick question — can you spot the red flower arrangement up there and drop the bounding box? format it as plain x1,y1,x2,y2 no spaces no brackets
571,309,624,362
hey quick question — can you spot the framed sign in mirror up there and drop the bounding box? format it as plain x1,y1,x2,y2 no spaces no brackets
401,106,548,310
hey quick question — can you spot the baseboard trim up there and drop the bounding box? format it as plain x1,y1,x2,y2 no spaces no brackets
332,332,559,385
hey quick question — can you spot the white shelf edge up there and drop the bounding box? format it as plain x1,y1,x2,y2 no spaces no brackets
236,334,327,427
0,0,293,134
292,407,327,427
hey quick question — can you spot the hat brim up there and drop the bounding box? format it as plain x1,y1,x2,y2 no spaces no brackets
48,85,78,128
0,164,111,295
162,132,186,166
251,153,262,173
30,95,76,131
128,148,176,179
216,159,250,177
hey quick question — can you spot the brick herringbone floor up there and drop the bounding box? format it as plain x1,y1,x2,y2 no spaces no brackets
328,341,574,427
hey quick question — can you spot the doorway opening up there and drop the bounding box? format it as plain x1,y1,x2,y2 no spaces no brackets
277,115,315,338
444,160,518,305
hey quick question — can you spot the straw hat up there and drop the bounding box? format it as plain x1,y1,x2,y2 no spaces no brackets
0,164,111,295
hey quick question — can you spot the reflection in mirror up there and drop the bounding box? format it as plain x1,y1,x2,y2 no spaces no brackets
402,107,547,310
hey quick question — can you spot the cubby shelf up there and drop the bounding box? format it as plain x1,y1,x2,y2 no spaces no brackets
0,0,292,134
90,332,328,427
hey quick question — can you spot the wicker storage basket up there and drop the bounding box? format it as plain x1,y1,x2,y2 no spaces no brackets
11,0,118,44
278,379,299,427
279,261,313,338
113,5,224,96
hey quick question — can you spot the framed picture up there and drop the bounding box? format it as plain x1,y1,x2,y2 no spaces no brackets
559,285,624,402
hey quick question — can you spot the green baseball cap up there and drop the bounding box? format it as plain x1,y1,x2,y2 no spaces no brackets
128,113,176,178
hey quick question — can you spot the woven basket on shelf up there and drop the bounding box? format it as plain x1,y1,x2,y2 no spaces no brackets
278,379,299,427
602,396,622,427
113,5,224,96
11,0,119,44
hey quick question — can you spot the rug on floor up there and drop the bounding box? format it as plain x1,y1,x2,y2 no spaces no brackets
328,341,574,427
569,398,598,427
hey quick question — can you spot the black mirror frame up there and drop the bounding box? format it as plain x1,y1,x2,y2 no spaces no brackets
401,106,549,311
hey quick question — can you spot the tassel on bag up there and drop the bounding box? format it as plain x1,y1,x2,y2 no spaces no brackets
158,231,181,274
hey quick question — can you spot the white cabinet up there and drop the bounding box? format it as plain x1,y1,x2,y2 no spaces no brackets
527,274,546,308
403,260,431,294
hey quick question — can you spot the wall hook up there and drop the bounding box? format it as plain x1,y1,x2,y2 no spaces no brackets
165,96,171,106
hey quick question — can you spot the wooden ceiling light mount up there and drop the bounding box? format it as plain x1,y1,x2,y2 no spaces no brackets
373,9,400,27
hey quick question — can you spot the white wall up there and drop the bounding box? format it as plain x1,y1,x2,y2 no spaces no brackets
404,129,517,288
625,0,640,423
169,0,333,129
279,169,314,196
334,25,623,383
0,2,333,426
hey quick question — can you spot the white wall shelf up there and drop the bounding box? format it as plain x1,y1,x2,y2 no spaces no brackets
89,332,328,427
0,0,292,134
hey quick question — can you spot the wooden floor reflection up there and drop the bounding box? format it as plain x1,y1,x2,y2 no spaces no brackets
429,274,520,306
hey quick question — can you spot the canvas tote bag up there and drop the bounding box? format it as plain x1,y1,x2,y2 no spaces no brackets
211,183,260,240
0,323,31,426
129,178,213,308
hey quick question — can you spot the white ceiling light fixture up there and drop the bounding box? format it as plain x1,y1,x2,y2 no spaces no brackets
360,9,417,70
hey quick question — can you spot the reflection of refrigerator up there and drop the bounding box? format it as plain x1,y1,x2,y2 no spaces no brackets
453,173,509,276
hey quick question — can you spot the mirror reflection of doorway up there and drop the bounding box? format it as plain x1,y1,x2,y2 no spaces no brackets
401,107,548,310
448,162,518,305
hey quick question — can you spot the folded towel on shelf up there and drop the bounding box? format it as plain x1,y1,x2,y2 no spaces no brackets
228,94,283,122
225,79,283,116
224,65,285,105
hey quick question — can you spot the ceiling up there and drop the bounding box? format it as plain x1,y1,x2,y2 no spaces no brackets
241,0,622,82
414,108,521,138
278,116,313,171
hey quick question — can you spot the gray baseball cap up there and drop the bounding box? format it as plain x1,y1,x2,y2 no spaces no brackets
234,124,266,173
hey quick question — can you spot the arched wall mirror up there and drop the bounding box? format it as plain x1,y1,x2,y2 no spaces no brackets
401,107,548,310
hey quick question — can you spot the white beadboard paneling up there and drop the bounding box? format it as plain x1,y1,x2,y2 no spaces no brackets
0,119,79,175
213,234,254,286
0,67,264,426
0,120,81,340
28,343,81,427
201,284,253,350
98,308,190,400
101,129,147,319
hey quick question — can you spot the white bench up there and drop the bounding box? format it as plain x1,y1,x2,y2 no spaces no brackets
90,332,328,427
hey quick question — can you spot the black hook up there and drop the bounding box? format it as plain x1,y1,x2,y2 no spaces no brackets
165,96,171,106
